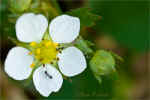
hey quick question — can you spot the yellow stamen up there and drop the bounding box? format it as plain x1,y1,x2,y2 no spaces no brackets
45,41,52,47
29,40,59,64
53,43,59,47
28,52,32,55
35,56,40,59
36,48,41,54
30,63,35,68
30,41,37,47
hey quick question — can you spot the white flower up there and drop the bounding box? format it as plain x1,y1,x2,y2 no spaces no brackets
5,13,87,97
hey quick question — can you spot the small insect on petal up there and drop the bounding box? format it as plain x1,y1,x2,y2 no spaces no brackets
45,71,53,79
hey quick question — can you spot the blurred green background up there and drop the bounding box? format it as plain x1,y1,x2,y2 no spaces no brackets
0,0,149,100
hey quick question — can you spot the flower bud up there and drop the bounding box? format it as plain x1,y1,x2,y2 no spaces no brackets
90,50,115,76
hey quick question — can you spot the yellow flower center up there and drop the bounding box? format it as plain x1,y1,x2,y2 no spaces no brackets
29,40,59,67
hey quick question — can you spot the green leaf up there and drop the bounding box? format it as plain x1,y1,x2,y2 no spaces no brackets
90,50,115,76
74,36,93,55
10,0,32,12
67,7,101,28
88,0,149,51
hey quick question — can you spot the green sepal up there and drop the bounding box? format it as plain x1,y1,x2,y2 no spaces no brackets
94,74,102,84
8,37,31,50
66,7,101,28
74,36,94,55
110,51,124,62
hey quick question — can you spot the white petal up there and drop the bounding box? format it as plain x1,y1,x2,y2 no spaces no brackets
16,13,48,42
33,64,63,97
58,46,87,77
4,47,33,80
49,15,80,43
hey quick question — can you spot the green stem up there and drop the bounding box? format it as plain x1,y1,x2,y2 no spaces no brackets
51,0,62,14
